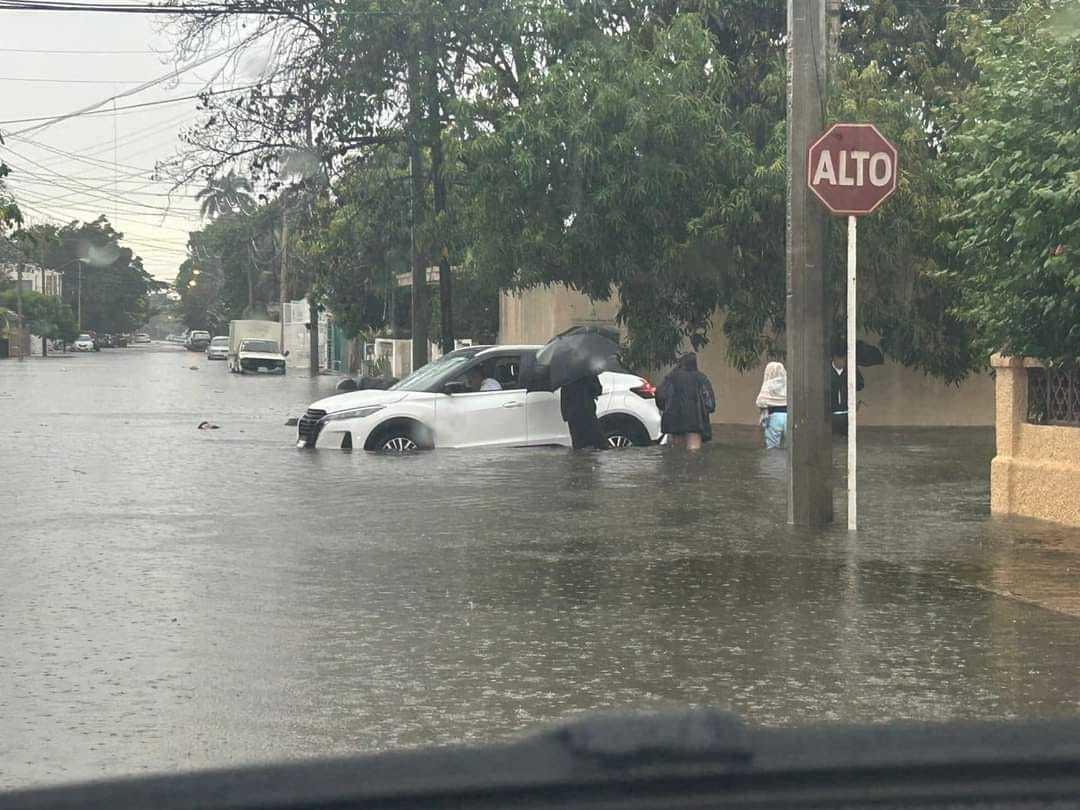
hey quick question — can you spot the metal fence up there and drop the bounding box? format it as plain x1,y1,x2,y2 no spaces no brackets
1028,366,1080,427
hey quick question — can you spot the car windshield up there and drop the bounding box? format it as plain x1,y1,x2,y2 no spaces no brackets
191,332,209,339
77,334,91,340
210,337,229,347
391,351,479,392
241,340,278,353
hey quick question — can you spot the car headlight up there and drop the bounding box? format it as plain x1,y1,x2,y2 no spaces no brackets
321,405,385,422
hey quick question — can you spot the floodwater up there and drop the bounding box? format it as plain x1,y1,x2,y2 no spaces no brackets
2,344,1080,790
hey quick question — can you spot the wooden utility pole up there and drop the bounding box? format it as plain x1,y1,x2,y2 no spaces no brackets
15,261,24,362
786,0,833,527
308,298,319,377
40,242,47,358
280,204,288,354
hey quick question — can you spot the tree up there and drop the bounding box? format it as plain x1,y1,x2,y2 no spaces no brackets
943,2,1080,363
43,218,164,334
0,150,22,236
0,288,77,344
195,170,255,219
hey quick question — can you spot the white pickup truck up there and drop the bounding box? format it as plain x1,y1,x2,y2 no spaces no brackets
227,320,288,374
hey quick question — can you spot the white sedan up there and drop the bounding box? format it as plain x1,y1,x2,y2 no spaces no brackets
72,334,95,352
296,345,661,451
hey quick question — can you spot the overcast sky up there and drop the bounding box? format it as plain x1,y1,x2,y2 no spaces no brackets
0,4,258,282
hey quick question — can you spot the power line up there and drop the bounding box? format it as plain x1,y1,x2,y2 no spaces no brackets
0,83,258,127
5,28,269,137
0,46,165,53
0,76,208,85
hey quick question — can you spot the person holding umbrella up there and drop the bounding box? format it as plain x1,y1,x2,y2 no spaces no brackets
525,326,622,451
657,353,716,450
561,374,605,450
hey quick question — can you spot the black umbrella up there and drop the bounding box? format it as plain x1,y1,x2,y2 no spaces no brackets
525,327,622,391
855,340,884,368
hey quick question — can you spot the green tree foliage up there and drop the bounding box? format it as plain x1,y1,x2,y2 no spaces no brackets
0,288,77,343
464,15,756,368
20,219,161,334
195,170,255,219
0,159,21,235
177,200,282,330
943,2,1080,363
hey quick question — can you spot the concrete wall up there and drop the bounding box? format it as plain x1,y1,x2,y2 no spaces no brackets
990,355,1080,527
501,285,995,427
499,286,621,346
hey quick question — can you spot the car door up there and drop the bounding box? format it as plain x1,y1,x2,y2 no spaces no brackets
434,355,527,447
525,391,570,446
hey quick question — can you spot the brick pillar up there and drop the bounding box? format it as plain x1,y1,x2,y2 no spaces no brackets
990,354,1027,514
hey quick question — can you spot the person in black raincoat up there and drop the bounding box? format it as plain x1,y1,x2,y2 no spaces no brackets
560,374,605,450
657,353,716,450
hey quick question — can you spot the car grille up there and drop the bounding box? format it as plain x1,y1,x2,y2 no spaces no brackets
297,409,326,447
241,358,285,371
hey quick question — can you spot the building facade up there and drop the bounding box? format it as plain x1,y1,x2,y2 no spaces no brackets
499,285,995,427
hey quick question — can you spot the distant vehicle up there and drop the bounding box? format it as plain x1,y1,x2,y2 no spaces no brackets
206,336,229,360
295,345,661,452
228,320,281,369
234,338,287,374
95,333,115,349
134,332,152,344
115,333,130,347
72,334,95,352
184,330,209,351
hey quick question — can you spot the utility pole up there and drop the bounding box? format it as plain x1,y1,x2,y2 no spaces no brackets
280,203,288,355
15,261,24,362
77,259,83,332
309,298,320,377
40,241,47,358
786,0,833,527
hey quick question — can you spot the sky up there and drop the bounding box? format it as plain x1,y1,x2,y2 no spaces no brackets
0,3,262,282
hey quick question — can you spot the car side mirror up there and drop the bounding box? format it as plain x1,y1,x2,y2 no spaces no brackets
444,380,468,395
284,350,290,357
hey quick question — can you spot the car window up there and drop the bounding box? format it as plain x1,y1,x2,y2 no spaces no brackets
241,340,278,353
391,351,479,392
491,355,523,389
449,354,523,392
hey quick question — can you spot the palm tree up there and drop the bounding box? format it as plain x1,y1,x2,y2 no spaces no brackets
195,171,254,220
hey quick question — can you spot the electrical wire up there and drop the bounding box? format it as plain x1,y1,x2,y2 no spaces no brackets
5,25,270,137
0,83,260,127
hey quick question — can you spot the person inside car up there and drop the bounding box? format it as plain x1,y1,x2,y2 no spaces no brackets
466,366,502,392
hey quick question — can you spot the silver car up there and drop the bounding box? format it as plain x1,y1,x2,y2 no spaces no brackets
206,336,229,360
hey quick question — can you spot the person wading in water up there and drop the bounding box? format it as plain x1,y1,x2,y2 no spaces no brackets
657,353,715,450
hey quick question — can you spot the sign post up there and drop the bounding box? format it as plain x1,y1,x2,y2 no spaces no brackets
807,123,898,531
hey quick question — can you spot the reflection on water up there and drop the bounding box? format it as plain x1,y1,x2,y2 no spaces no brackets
2,347,1079,789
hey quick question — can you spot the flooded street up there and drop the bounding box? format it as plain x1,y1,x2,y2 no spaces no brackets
3,345,1080,790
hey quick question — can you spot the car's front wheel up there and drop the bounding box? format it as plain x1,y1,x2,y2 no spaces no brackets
379,431,419,453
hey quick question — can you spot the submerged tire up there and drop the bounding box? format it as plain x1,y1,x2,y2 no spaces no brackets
601,417,650,449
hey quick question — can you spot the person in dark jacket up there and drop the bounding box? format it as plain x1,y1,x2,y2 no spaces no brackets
830,349,865,435
560,374,605,450
657,353,716,450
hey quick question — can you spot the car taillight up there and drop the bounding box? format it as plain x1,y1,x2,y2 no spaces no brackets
631,379,656,399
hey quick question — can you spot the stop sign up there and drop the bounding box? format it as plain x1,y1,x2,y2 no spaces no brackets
807,123,898,215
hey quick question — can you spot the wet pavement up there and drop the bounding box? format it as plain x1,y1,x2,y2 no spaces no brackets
2,344,1080,790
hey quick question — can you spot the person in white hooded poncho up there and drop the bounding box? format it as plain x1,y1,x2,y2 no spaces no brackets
755,361,787,449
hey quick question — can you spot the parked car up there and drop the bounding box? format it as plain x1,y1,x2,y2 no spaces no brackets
72,333,95,352
206,335,229,360
134,332,152,344
295,345,661,452
184,330,209,351
233,338,287,374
